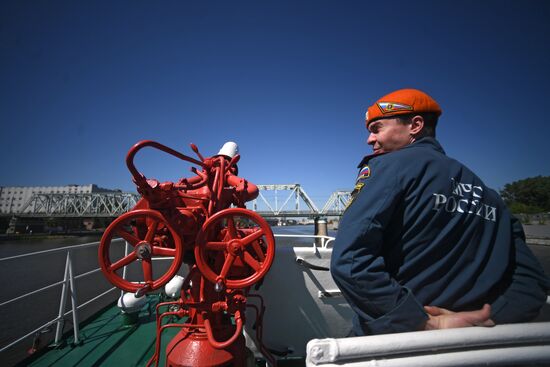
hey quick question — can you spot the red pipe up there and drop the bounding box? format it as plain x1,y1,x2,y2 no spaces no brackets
146,323,186,367
126,140,205,184
203,310,243,349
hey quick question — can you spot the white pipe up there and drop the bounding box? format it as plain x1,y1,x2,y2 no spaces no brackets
73,267,103,279
307,322,550,365
121,241,130,299
0,279,67,307
307,345,550,367
72,287,117,311
0,239,119,262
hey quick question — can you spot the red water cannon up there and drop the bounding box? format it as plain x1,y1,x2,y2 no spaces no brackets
98,140,276,366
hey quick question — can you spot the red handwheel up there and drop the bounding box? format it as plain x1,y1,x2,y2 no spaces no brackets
99,209,184,293
195,208,275,290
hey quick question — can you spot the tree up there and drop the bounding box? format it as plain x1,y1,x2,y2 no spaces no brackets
500,176,550,213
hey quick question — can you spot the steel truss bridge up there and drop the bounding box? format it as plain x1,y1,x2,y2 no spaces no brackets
7,185,351,218
253,184,351,218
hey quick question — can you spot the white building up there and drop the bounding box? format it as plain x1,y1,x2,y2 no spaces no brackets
0,184,117,214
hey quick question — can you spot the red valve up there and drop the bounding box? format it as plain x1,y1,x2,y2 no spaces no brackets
101,141,276,366
99,209,184,293
194,208,275,289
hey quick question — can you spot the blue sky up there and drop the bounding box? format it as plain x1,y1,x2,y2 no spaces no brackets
1,1,549,208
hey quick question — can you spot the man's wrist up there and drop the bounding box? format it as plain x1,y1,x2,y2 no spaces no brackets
422,315,439,330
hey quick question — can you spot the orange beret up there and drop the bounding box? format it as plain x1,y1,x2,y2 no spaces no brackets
366,88,442,128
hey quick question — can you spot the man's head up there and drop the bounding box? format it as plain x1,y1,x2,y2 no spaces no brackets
365,89,441,154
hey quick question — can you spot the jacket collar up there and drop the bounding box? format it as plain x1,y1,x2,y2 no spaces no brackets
357,137,445,168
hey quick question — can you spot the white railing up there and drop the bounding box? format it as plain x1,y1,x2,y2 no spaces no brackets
306,320,550,366
0,233,335,354
272,234,335,248
0,239,124,353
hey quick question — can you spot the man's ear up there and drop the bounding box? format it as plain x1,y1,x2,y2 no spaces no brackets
410,115,425,136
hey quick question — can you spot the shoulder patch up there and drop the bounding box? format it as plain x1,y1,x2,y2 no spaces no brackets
345,182,365,211
353,182,364,193
357,165,371,181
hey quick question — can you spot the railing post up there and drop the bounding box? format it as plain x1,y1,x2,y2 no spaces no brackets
0,239,123,353
121,241,130,298
67,250,80,344
314,218,328,247
54,252,71,345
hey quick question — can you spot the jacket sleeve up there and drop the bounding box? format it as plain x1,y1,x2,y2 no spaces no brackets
490,215,550,323
330,159,428,335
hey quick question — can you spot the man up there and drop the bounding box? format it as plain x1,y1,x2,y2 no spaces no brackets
331,88,549,336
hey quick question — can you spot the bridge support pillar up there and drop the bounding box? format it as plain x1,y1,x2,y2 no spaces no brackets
6,216,45,234
314,217,328,246
83,218,95,230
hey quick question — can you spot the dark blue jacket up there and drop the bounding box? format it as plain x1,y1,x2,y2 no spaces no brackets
331,137,549,335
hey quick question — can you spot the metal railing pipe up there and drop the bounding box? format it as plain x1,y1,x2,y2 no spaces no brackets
306,322,550,366
307,346,550,367
0,279,67,307
272,234,335,248
0,239,123,262
68,287,117,313
67,250,80,344
73,267,103,280
121,241,130,298
54,252,71,344
0,317,62,354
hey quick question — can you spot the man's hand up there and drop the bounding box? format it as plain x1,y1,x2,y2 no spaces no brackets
423,304,495,330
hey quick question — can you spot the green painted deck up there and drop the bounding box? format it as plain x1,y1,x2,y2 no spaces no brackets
22,296,177,367
20,296,304,367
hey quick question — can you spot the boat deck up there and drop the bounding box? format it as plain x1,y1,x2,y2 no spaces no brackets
21,296,302,367
22,296,173,367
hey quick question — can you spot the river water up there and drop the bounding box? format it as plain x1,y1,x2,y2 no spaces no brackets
0,225,548,366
